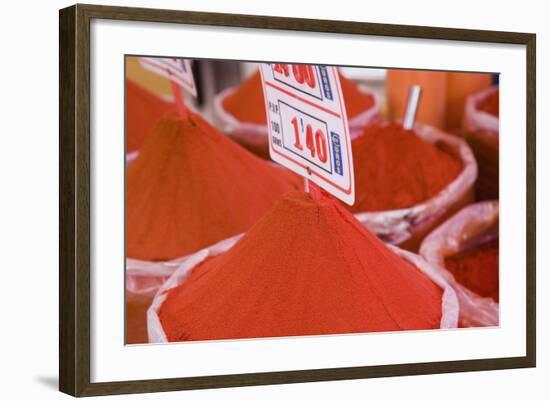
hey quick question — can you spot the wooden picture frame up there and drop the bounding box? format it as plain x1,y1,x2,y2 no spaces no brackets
59,3,536,397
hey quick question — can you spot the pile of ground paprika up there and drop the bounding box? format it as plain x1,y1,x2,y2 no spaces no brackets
444,239,499,302
126,111,301,261
158,191,444,342
126,79,175,154
350,123,463,213
221,70,375,125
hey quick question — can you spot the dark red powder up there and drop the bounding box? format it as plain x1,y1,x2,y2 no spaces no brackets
478,90,499,117
222,70,375,125
350,123,463,213
126,111,301,261
159,191,443,342
445,239,499,302
126,79,175,153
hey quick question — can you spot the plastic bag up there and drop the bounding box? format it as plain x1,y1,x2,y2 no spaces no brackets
147,235,458,344
125,256,191,344
353,122,477,251
462,86,499,200
463,86,499,138
213,84,382,159
419,201,499,327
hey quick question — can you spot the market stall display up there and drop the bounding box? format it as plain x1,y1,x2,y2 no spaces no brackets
121,58,499,344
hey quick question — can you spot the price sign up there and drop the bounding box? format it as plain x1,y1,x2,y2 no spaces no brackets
260,63,355,205
139,57,197,97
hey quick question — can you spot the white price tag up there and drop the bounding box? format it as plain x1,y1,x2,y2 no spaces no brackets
139,57,197,97
260,63,355,205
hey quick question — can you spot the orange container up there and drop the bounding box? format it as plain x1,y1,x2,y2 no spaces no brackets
386,70,448,129
446,72,492,131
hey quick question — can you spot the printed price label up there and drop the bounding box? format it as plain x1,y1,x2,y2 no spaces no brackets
260,63,355,205
139,57,197,97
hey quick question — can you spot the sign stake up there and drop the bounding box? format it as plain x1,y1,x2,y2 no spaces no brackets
403,85,422,130
170,80,189,119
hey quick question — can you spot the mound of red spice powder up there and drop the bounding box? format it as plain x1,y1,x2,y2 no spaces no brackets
158,191,443,342
445,239,499,302
222,70,375,125
478,90,499,117
126,111,301,261
350,123,463,213
126,79,175,153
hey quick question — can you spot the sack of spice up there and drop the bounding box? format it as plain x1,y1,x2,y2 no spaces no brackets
462,86,499,200
213,70,382,159
419,201,499,327
125,110,301,343
147,191,458,343
350,122,477,251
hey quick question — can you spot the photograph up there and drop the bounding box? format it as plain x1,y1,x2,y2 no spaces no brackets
124,56,500,345
56,3,536,396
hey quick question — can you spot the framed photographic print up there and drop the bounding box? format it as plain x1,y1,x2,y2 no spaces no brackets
59,3,536,397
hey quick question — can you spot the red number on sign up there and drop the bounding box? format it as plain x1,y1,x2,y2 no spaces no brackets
275,64,316,89
303,65,316,89
290,116,328,164
291,65,305,85
291,117,304,150
291,65,316,89
316,130,328,163
273,64,289,77
306,125,316,158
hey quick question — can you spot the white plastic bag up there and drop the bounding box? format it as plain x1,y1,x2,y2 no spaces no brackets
147,235,458,344
419,201,499,327
462,86,499,200
126,257,188,295
353,122,478,249
213,84,382,158
463,85,499,139
125,255,199,344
